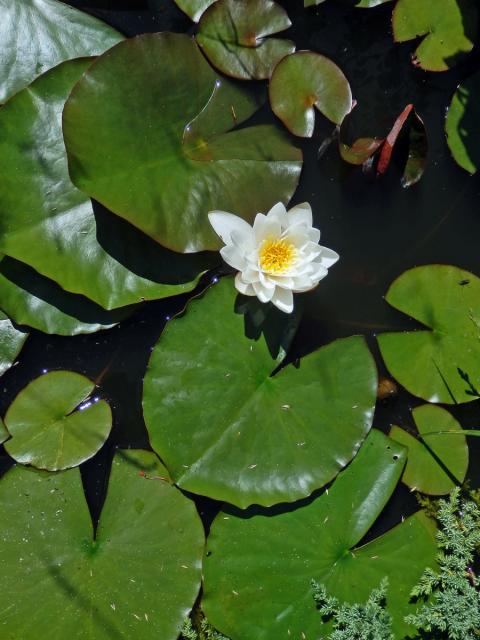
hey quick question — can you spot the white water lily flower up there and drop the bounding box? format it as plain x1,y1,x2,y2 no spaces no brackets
208,202,339,314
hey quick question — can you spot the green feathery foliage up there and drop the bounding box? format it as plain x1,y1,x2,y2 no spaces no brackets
405,487,480,639
312,578,394,640
181,617,229,640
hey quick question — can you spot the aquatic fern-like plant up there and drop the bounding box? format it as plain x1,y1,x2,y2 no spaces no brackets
406,488,480,639
312,578,394,640
181,617,229,640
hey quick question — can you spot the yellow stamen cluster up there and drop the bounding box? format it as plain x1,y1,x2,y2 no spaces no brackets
259,237,296,274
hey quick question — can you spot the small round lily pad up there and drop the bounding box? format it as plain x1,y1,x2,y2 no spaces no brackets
4,370,112,470
196,0,295,80
390,405,468,495
269,51,352,137
393,0,478,72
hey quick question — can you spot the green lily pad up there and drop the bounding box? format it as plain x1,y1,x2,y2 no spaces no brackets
0,257,129,335
4,371,112,471
202,430,437,640
377,265,480,404
173,0,216,21
0,310,28,377
143,277,377,508
392,0,478,72
269,51,352,137
390,405,468,495
0,449,204,639
196,0,295,80
63,33,302,253
445,71,480,174
0,0,122,104
0,58,212,310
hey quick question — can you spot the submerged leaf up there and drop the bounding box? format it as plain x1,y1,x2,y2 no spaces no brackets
203,430,437,640
393,0,478,71
0,450,204,639
390,405,468,495
0,59,213,310
0,0,122,103
4,371,112,471
269,51,353,137
197,0,295,80
378,265,480,404
64,33,302,253
143,277,377,508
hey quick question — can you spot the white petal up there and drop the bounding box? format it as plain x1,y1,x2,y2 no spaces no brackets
253,213,281,243
253,281,275,303
287,202,312,228
235,273,256,296
220,245,246,271
271,287,294,313
317,247,340,269
208,211,253,245
265,202,288,227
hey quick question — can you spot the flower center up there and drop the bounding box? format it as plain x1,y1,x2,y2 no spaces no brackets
259,238,296,274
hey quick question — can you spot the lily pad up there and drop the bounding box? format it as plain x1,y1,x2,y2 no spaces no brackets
0,0,122,104
173,0,216,22
143,277,377,508
196,0,295,80
0,449,204,639
269,51,353,137
392,0,478,72
0,58,213,310
202,430,437,640
0,257,130,335
377,265,480,404
445,71,480,174
4,371,112,471
64,33,302,253
0,310,28,377
390,405,468,495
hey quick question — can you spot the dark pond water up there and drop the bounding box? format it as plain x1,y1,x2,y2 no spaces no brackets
2,0,480,542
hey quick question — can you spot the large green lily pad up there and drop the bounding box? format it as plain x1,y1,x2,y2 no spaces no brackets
392,0,478,72
445,71,480,174
196,0,295,80
390,404,468,495
4,371,112,471
63,33,302,253
0,58,213,310
202,430,437,640
0,311,28,377
269,51,352,137
0,0,122,104
0,257,129,335
0,449,204,639
377,265,480,404
143,277,377,508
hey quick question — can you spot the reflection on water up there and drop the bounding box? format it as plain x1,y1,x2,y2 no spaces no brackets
2,0,480,536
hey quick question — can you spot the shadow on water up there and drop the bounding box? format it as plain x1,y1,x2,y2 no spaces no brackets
1,0,480,557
